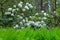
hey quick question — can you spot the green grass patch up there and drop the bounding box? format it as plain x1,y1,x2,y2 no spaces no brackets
0,27,60,40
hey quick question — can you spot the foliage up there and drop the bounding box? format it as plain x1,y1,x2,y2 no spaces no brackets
0,0,60,28
0,27,60,40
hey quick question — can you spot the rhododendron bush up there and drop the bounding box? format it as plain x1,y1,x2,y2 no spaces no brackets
0,0,60,29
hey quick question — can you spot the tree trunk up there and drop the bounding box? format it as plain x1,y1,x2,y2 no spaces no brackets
35,0,43,13
51,0,56,13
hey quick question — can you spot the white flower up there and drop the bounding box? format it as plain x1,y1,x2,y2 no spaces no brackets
41,10,44,13
17,15,20,17
43,17,47,20
29,21,34,24
24,6,29,10
26,2,29,5
22,19,25,22
11,13,14,16
44,13,47,16
44,13,49,16
20,16,23,19
26,19,28,22
28,4,33,8
13,5,16,8
29,16,32,18
15,24,19,28
36,21,41,24
44,13,46,15
43,24,46,26
22,8,26,12
20,22,23,24
34,22,38,26
28,4,32,6
8,8,12,11
25,17,28,20
5,12,11,15
12,9,16,12
26,21,34,26
34,21,40,26
38,24,42,27
18,15,23,19
26,23,30,26
41,21,44,23
54,11,56,13
41,21,45,24
35,13,39,15
56,2,59,4
16,8,19,11
25,17,28,22
18,3,22,8
20,1,23,4
29,5,33,8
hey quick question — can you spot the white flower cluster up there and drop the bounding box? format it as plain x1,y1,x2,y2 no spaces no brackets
35,12,39,15
8,7,16,13
13,18,46,29
23,2,33,11
24,6,29,10
41,10,44,13
5,12,11,15
44,13,49,16
22,8,26,12
13,5,16,8
8,8,12,11
6,1,49,29
26,2,33,8
41,10,49,16
7,1,34,15
18,1,23,8
4,11,14,16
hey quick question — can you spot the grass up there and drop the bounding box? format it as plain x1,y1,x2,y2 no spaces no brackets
0,27,60,40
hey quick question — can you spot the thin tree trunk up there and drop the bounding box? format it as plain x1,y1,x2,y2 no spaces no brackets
43,0,49,13
0,3,4,18
35,0,43,13
51,0,56,13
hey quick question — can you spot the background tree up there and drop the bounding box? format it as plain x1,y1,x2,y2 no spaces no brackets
51,0,56,13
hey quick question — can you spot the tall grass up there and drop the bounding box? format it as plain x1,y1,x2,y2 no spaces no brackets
0,27,60,40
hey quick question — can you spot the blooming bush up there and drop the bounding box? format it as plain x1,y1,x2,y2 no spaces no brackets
3,1,36,27
3,1,47,28
0,1,60,29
